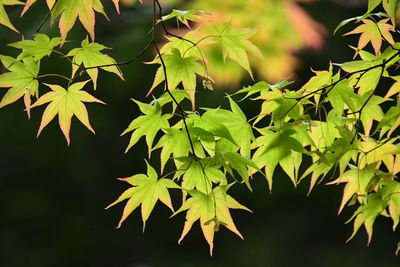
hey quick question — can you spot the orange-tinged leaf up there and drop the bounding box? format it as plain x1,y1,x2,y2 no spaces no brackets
50,0,109,43
0,55,39,117
112,0,120,13
107,162,179,230
344,19,394,55
31,81,105,144
327,165,376,214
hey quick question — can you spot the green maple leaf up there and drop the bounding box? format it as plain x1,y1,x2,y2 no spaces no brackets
67,37,124,89
209,23,262,78
49,0,109,42
176,157,226,194
174,185,251,255
201,96,254,157
252,128,305,189
122,99,171,154
346,192,387,245
327,165,377,214
356,94,386,135
326,79,359,115
376,103,400,138
299,70,332,104
149,48,205,109
0,55,39,117
344,19,395,55
30,80,105,144
0,0,23,32
107,161,179,230
214,151,260,190
380,180,400,231
153,120,205,173
383,0,397,25
9,34,62,61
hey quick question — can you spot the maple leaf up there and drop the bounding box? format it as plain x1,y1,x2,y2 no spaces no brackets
327,165,377,214
153,120,205,173
346,192,387,245
0,55,39,117
176,157,226,195
122,99,171,154
209,23,263,78
344,19,395,55
380,180,400,231
30,80,105,144
66,37,124,89
9,34,62,61
201,96,254,158
174,185,251,255
48,0,108,43
148,48,205,110
252,128,304,189
107,161,180,230
0,0,23,32
161,9,206,28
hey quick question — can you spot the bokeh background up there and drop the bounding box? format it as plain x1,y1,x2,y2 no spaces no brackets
1,0,399,266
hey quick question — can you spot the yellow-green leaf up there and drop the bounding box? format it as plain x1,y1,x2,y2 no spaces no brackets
31,81,105,144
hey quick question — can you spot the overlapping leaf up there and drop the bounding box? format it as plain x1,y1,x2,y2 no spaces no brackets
122,100,171,154
149,48,205,109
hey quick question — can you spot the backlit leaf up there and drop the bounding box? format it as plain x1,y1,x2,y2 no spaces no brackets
31,80,104,144
107,161,179,230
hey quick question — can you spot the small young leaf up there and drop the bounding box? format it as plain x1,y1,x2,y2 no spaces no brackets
67,37,124,89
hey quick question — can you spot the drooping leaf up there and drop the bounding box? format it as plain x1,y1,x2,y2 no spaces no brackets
327,165,377,214
201,96,254,157
346,192,387,245
0,55,39,117
176,157,226,194
107,161,179,230
0,0,23,32
382,0,397,25
174,185,250,255
49,0,109,42
9,34,62,61
122,100,171,154
66,37,123,89
380,180,400,230
30,80,105,144
252,128,305,189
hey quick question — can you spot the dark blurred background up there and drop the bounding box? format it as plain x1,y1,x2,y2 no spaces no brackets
0,1,399,266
